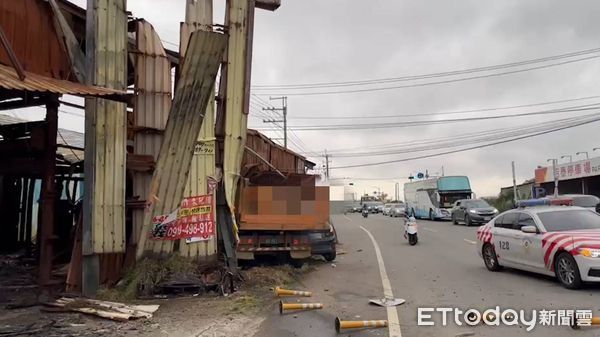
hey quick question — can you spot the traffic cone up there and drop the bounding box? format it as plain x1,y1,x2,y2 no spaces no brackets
274,286,312,297
279,301,324,314
335,317,388,333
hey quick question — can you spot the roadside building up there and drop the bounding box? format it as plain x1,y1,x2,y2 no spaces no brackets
534,156,600,197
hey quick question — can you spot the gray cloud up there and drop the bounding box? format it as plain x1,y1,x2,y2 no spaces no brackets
57,0,600,198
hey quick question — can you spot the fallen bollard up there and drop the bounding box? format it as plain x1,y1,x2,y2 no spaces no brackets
274,286,312,297
335,317,388,333
571,317,600,329
279,301,324,314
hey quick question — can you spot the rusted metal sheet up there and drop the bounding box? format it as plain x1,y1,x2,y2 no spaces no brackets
223,0,254,239
243,129,308,174
0,0,72,80
0,64,125,97
83,0,128,256
180,0,217,261
131,19,172,246
136,30,227,258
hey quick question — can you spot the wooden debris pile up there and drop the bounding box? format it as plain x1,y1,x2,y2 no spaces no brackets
44,297,159,322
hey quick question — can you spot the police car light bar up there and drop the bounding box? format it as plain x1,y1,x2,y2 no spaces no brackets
516,198,573,208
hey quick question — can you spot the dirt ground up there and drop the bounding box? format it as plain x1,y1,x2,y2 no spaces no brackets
0,262,321,337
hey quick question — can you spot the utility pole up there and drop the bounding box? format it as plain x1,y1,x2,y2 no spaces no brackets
263,96,287,148
547,158,559,197
511,161,518,205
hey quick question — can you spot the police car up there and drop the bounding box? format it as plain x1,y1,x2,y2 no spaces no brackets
476,198,600,289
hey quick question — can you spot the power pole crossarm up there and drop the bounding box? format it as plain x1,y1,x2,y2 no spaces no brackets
262,96,287,148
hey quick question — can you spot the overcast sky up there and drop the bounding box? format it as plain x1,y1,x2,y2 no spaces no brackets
13,0,600,198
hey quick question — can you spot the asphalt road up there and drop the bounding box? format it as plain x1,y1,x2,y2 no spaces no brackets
254,213,600,337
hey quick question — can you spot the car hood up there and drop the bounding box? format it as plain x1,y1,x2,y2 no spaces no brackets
472,207,495,212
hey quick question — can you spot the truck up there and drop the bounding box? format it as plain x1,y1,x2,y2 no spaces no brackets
404,176,473,220
236,172,336,265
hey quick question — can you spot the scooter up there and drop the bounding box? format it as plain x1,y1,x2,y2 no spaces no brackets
403,215,418,245
362,209,369,218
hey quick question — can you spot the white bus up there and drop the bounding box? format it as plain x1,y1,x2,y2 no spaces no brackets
404,176,473,220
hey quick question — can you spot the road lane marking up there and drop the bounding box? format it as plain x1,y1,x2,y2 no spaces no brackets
422,227,438,233
359,226,402,337
343,215,353,222
464,239,477,245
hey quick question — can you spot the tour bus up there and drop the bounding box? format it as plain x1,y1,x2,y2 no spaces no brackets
404,176,473,220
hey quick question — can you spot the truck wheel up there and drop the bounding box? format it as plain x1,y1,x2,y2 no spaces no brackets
323,251,336,262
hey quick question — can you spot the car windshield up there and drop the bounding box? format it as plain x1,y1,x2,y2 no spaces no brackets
538,210,600,232
391,204,404,209
465,200,490,208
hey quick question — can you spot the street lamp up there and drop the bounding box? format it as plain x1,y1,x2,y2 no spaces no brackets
561,155,572,163
576,151,589,159
547,158,559,197
594,147,600,152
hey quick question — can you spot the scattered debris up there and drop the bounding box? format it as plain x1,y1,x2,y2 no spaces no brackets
455,332,475,337
44,297,159,322
331,263,337,268
356,249,363,252
337,250,347,255
369,298,406,307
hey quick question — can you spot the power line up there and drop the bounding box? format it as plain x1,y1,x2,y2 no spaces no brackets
330,114,600,169
327,114,595,158
252,47,600,89
255,104,600,131
256,55,600,96
286,94,600,120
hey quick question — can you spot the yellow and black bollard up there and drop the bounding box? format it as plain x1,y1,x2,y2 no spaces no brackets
274,286,312,297
279,301,324,314
335,317,388,333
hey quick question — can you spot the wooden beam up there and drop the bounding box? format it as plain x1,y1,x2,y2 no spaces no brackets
0,26,25,81
48,0,87,83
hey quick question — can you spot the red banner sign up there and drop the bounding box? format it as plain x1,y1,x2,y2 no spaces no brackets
150,195,215,241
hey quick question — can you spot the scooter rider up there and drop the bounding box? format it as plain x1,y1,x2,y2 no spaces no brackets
362,204,369,218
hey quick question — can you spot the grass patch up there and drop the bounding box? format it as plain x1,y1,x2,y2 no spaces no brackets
228,295,258,314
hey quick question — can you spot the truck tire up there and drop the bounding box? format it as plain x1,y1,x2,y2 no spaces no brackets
323,244,337,262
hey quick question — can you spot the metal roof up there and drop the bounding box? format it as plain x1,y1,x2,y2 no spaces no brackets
0,63,126,98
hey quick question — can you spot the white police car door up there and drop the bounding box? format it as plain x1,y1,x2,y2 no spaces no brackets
492,212,521,265
513,212,546,272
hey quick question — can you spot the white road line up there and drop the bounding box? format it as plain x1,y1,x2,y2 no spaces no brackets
359,226,402,337
464,239,477,245
422,227,438,233
343,214,353,222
